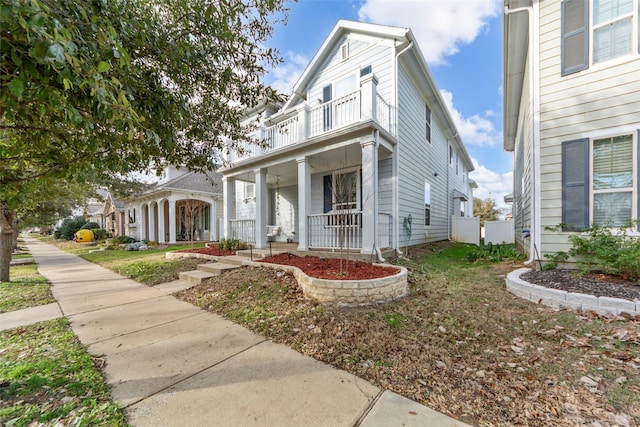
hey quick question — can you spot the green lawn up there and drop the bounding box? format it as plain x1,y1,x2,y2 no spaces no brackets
0,318,127,427
0,264,55,313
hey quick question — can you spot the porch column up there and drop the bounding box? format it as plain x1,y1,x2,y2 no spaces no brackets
255,168,267,249
168,199,177,244
297,157,311,251
360,73,378,122
140,204,147,241
157,200,166,243
148,202,156,242
210,200,217,241
361,139,379,255
222,176,235,239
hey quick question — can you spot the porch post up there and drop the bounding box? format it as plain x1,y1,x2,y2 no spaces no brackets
222,176,235,239
360,73,378,122
297,157,311,251
148,202,156,242
168,199,176,244
254,168,267,249
210,200,217,241
140,204,147,241
157,200,165,243
361,139,379,255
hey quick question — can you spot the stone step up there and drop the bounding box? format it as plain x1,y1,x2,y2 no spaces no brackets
235,249,283,259
197,263,238,274
178,270,217,285
218,255,252,266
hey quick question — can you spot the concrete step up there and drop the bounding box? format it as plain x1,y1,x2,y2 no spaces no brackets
218,255,252,266
154,280,196,295
178,270,217,285
235,249,284,259
197,263,238,274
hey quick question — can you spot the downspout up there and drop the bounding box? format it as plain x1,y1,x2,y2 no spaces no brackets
504,3,539,266
393,39,414,255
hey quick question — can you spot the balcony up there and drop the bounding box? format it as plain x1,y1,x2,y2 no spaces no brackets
228,84,395,164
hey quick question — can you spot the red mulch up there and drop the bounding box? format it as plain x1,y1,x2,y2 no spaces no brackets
176,247,236,256
257,253,399,280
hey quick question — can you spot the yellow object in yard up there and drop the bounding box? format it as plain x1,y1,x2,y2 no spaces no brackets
75,229,94,242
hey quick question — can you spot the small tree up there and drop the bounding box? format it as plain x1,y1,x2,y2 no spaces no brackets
328,170,358,275
181,199,204,247
473,196,503,227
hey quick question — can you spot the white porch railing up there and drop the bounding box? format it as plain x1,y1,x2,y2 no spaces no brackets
230,219,256,243
227,88,394,164
308,211,362,250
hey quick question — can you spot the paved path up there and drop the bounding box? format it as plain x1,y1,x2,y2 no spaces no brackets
5,237,469,427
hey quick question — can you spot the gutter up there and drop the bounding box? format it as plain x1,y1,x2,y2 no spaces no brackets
504,3,540,266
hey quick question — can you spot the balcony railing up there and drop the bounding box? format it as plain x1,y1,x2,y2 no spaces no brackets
227,87,395,164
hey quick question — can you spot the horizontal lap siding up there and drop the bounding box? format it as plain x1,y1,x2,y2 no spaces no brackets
397,66,448,245
537,0,640,256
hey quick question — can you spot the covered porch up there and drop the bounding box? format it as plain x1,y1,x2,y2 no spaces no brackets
222,126,396,256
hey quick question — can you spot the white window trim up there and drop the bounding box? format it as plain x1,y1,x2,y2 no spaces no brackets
588,131,637,226
588,0,640,68
331,167,360,212
244,182,255,201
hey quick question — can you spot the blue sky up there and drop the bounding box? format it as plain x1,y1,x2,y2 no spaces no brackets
263,0,513,208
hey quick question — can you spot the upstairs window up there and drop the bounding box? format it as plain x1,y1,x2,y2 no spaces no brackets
561,0,639,75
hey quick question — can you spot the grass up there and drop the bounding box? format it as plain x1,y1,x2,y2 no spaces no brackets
177,243,640,426
0,318,127,427
0,264,55,313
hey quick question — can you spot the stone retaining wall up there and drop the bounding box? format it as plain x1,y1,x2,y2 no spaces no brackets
245,261,409,307
506,268,640,317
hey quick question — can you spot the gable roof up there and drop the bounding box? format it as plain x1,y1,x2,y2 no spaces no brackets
161,171,222,194
279,19,474,172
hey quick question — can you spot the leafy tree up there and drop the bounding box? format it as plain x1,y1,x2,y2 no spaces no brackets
0,0,288,280
473,196,503,227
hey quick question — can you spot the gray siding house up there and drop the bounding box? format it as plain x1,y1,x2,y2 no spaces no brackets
220,20,475,259
504,0,640,261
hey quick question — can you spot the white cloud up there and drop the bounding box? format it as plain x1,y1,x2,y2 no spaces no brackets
440,89,500,148
269,51,309,95
358,0,500,65
469,158,513,211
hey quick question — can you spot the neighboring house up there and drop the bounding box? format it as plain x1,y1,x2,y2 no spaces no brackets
219,20,475,258
83,188,107,226
503,0,640,261
124,166,223,243
101,191,125,237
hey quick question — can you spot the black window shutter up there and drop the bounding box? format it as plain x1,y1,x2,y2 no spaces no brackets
323,175,332,213
561,0,589,76
562,138,589,231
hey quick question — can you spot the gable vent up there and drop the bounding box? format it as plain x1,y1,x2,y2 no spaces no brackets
341,43,349,61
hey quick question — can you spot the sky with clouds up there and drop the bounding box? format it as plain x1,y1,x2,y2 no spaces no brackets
264,0,513,210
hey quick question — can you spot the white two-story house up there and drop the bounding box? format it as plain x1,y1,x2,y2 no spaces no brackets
220,20,475,259
504,0,640,261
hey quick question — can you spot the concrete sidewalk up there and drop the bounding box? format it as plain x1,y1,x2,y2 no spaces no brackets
18,237,469,427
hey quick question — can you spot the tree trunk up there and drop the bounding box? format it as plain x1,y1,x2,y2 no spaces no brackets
0,204,14,282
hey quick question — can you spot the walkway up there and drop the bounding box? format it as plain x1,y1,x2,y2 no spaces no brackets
4,237,469,427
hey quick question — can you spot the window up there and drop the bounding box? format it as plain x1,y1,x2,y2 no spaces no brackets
562,132,638,230
332,170,359,211
203,205,210,231
460,200,465,217
425,105,432,143
449,145,454,165
592,134,635,226
360,65,372,77
334,74,357,99
244,182,255,199
561,0,639,75
424,181,432,226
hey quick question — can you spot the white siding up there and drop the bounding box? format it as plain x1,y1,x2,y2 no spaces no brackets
537,0,640,256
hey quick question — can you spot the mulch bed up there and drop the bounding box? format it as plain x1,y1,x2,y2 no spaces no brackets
257,253,400,280
175,247,236,256
522,269,640,301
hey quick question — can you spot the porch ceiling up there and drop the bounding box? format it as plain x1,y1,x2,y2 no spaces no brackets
230,128,394,187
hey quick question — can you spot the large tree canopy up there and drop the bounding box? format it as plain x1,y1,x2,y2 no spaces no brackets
0,0,288,280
